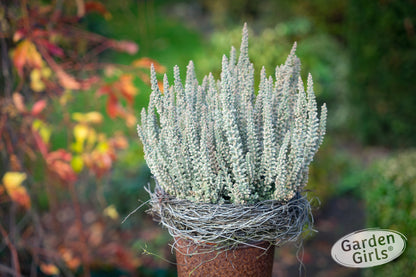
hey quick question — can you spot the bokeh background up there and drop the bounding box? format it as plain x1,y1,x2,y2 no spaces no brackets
1,0,415,276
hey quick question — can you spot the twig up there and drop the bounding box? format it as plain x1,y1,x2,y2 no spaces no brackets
121,199,150,224
0,264,19,277
68,181,91,277
0,37,13,98
0,222,22,277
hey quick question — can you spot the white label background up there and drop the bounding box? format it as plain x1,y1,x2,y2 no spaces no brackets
331,229,407,268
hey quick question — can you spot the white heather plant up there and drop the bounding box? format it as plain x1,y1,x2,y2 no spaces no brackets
137,24,327,205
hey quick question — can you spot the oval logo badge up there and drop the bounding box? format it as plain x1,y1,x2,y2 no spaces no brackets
331,229,406,268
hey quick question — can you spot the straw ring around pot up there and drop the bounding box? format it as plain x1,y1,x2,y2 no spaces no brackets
146,185,313,255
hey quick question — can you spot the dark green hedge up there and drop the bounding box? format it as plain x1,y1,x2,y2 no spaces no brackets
347,0,416,146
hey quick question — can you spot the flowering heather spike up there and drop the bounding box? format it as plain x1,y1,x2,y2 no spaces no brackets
318,104,327,147
288,42,297,62
137,24,326,204
229,46,237,68
163,73,169,92
239,23,249,65
150,64,161,97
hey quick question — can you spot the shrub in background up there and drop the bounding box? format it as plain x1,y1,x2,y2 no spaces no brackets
363,150,416,277
195,20,347,134
347,0,416,146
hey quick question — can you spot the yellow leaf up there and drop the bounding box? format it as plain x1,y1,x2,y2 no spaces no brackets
27,41,44,69
73,124,89,143
40,263,60,275
85,111,103,124
2,172,27,190
41,66,52,79
39,127,51,144
30,68,41,80
71,141,84,153
103,204,119,220
71,155,84,173
2,172,30,209
72,112,87,122
86,128,97,149
72,112,103,124
30,69,45,92
96,141,109,153
32,119,51,144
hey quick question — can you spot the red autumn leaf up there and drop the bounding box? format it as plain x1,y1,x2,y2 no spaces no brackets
31,99,47,116
56,69,81,90
133,57,166,73
124,112,137,127
59,248,81,270
46,150,77,183
106,94,119,119
13,29,25,42
32,129,49,157
46,149,72,163
8,187,31,210
116,74,137,104
13,40,29,76
12,92,27,113
158,82,164,92
12,40,44,77
96,84,112,96
109,135,128,150
85,1,111,18
31,29,49,39
83,151,113,178
49,160,78,183
109,40,138,55
36,38,65,58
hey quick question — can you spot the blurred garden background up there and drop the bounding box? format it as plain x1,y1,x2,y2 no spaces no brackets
0,0,415,276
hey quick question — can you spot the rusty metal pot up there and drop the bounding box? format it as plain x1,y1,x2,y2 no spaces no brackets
175,238,275,277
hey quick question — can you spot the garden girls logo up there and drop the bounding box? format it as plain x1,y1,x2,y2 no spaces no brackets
331,229,407,268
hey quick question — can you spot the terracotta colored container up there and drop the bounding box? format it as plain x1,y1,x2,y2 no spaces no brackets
175,238,275,277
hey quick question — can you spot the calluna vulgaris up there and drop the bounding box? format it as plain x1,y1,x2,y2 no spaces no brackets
138,25,327,205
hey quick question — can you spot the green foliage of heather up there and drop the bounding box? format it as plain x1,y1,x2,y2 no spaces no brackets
347,0,416,147
362,150,416,276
